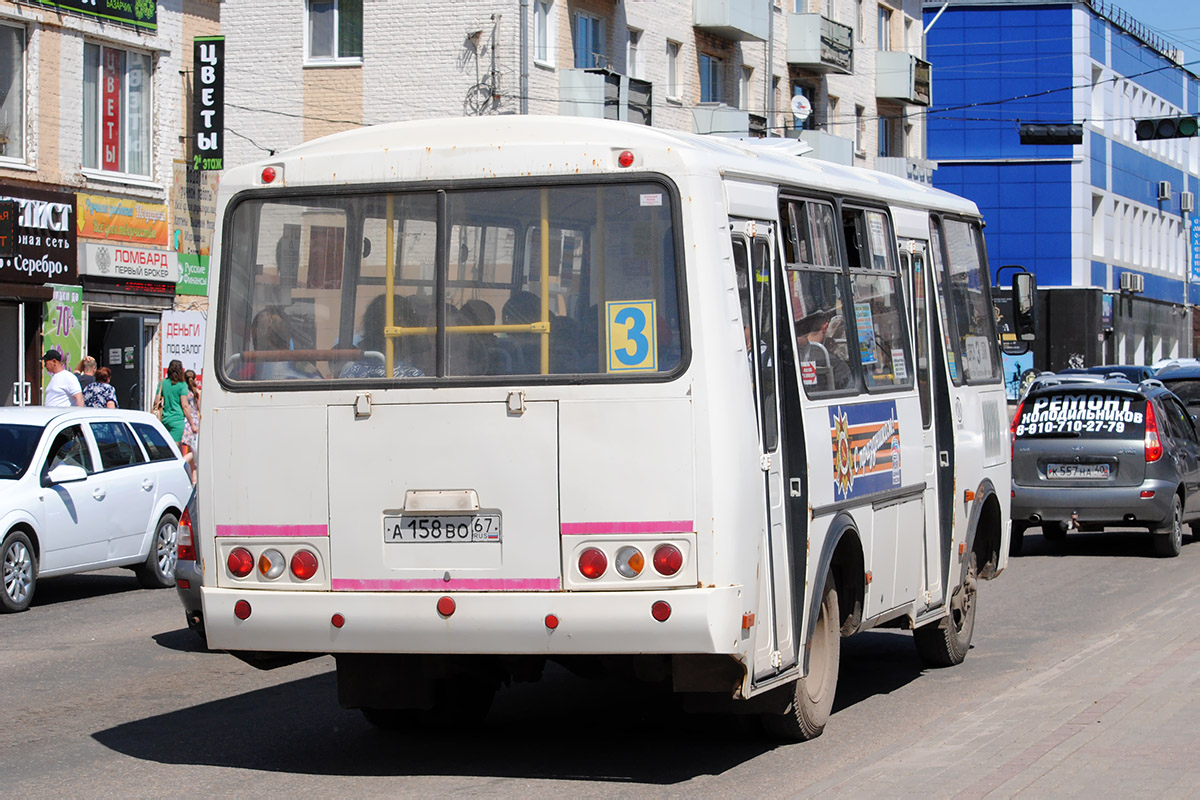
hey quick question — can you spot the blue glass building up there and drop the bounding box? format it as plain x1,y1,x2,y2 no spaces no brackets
923,0,1200,368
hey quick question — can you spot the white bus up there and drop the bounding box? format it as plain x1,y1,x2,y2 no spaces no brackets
197,117,1011,739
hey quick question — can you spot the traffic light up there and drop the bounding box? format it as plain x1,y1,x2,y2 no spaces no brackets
1018,123,1083,145
1135,116,1199,140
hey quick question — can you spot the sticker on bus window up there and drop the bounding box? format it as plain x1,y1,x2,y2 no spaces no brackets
800,361,818,386
829,400,901,501
855,303,877,364
606,300,658,372
892,348,908,380
640,194,663,207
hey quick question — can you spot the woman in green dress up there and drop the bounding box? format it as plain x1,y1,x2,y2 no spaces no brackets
156,359,195,446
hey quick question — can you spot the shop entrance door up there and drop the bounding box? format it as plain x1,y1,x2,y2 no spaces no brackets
99,313,152,410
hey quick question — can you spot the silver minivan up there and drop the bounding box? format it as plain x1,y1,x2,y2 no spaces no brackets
1010,380,1200,557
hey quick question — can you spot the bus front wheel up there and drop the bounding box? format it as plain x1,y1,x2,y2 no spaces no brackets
914,553,977,667
763,574,840,741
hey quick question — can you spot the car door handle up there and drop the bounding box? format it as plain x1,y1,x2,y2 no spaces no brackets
141,479,154,492
92,488,106,501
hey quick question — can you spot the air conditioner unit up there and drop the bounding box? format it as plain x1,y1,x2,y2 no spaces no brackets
1183,191,1195,213
1119,272,1145,292
1158,180,1172,201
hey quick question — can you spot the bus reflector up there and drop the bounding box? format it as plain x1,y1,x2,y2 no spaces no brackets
234,600,252,620
331,613,346,628
290,550,319,581
742,613,755,630
651,601,671,622
227,547,254,578
545,614,559,630
618,150,635,167
652,544,683,576
437,596,456,617
578,548,607,579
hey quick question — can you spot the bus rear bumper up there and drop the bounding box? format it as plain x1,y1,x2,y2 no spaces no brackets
202,585,746,655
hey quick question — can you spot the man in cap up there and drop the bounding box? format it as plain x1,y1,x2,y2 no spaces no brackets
795,309,851,391
42,350,84,407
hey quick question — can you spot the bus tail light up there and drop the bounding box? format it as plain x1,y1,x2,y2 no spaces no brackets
290,549,319,581
177,507,195,562
614,546,645,578
578,547,607,579
1145,401,1163,462
227,547,254,578
652,544,683,576
258,549,286,579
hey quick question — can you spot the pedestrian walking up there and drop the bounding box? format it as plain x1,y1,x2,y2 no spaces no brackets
76,356,97,388
154,359,195,447
82,367,118,409
42,350,83,407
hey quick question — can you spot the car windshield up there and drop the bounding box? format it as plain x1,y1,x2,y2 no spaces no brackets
0,424,43,479
1015,391,1145,439
1159,378,1200,412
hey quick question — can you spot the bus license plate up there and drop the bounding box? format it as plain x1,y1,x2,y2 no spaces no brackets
384,513,502,543
1047,463,1110,479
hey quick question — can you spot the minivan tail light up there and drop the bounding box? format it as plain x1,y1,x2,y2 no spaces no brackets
177,507,195,562
1010,399,1025,460
1145,401,1163,462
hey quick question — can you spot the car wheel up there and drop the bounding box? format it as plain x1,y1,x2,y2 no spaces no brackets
762,574,840,741
135,513,179,589
914,552,978,667
1,530,36,613
1153,495,1183,558
1010,522,1027,557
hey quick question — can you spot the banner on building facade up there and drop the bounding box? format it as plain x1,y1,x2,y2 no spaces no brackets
1191,215,1200,284
0,186,77,285
77,193,169,248
80,242,179,283
171,159,219,256
176,254,209,296
42,284,84,396
27,0,156,31
192,36,224,171
160,310,206,384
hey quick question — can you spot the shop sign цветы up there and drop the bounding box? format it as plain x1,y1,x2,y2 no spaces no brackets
81,242,179,283
77,193,169,248
0,186,77,285
192,37,224,171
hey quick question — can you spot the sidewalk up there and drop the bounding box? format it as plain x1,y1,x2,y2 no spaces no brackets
799,585,1200,798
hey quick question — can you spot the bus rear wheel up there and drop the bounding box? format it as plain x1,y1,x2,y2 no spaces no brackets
915,553,977,667
763,574,840,741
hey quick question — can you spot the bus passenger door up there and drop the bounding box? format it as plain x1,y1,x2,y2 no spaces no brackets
901,241,944,608
732,223,797,680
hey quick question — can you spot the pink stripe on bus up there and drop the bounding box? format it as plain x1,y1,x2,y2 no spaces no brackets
560,520,694,536
215,524,329,538
332,578,561,592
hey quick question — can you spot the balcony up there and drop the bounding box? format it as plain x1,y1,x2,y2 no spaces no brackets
786,13,853,74
692,103,765,137
693,0,768,42
794,129,854,166
875,51,932,106
559,69,653,125
875,157,938,185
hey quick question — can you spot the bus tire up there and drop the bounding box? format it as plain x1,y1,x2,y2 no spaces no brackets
763,574,839,741
1009,522,1026,557
914,553,977,667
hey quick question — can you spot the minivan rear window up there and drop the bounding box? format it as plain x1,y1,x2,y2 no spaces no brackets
1015,392,1145,438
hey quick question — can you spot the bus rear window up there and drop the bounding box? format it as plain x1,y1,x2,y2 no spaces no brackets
1014,392,1145,439
219,181,683,384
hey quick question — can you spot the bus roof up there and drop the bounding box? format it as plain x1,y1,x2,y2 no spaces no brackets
222,115,979,218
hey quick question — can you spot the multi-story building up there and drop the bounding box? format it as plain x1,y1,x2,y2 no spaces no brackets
924,0,1200,370
222,0,932,180
0,0,217,408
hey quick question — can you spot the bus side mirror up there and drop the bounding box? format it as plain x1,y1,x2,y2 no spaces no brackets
1012,271,1037,342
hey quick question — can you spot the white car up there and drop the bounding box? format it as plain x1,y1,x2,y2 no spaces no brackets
0,407,192,612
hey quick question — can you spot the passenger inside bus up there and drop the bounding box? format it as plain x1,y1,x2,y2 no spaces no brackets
244,307,324,381
339,294,426,379
796,308,852,391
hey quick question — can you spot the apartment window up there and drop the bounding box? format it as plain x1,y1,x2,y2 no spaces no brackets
82,43,152,177
306,0,362,63
667,41,680,99
627,28,643,78
878,116,893,156
739,66,753,110
793,83,817,130
878,5,892,50
574,12,605,69
534,0,555,65
855,104,866,155
0,24,24,161
700,54,723,103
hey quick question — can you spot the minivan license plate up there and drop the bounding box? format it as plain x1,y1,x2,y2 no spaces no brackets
1047,463,1110,479
384,513,502,543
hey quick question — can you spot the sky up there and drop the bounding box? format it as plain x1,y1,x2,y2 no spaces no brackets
1123,0,1200,63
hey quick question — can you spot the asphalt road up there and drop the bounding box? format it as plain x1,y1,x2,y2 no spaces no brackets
4,527,1200,797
